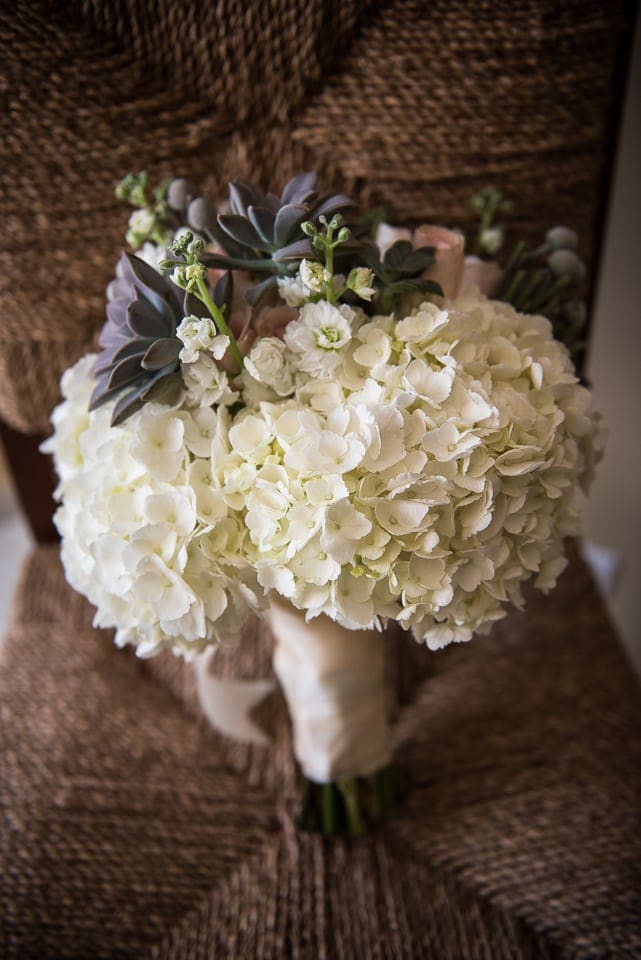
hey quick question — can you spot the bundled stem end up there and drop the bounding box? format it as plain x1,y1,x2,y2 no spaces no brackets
296,764,400,837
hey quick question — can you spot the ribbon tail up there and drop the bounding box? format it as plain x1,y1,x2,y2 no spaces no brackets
194,650,275,746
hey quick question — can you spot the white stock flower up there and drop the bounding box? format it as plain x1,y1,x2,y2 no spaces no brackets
176,315,229,364
346,267,376,301
182,353,237,408
277,275,311,307
299,259,331,293
285,301,355,377
245,337,295,396
126,208,156,247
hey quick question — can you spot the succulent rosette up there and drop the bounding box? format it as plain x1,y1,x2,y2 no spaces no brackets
44,172,603,832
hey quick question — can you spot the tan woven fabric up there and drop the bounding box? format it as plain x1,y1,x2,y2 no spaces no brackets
0,0,623,433
1,543,640,958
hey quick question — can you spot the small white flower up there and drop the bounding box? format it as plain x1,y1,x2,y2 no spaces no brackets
131,409,186,481
256,562,296,598
285,301,354,377
334,572,375,627
277,275,310,307
305,430,366,475
375,223,412,256
404,358,455,405
245,337,295,396
133,555,196,622
228,414,273,460
299,259,331,293
374,499,431,537
479,226,503,255
144,490,196,537
182,354,237,408
346,267,376,301
136,241,168,273
321,500,372,565
422,421,481,462
177,315,229,364
395,304,449,342
353,326,392,369
188,460,228,524
289,536,341,587
126,208,156,247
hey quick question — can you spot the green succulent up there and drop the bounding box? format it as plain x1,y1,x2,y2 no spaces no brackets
91,253,185,425
360,240,441,313
167,172,361,306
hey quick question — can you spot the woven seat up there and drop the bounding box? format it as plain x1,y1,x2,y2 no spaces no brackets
1,544,640,958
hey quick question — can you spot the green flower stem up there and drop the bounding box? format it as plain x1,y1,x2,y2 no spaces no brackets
325,242,337,304
368,772,383,819
501,268,527,305
496,240,526,298
322,783,339,834
338,780,365,836
299,765,400,836
380,764,398,811
195,278,244,373
380,288,395,315
525,273,571,315
513,271,545,311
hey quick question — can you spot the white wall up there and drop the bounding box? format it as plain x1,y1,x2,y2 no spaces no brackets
583,12,641,674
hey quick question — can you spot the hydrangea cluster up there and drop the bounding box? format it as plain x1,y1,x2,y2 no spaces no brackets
45,355,261,657
45,286,602,656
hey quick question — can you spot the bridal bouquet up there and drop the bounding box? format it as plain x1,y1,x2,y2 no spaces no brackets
44,172,602,833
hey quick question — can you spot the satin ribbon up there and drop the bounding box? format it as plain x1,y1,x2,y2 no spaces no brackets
194,648,275,747
266,598,391,783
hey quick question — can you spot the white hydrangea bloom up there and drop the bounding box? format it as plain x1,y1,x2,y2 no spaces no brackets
46,290,602,658
45,357,264,658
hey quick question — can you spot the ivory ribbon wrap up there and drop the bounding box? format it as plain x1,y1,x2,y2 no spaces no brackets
266,598,392,783
194,649,275,746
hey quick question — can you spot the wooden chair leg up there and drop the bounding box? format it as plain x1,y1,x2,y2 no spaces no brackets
0,420,58,543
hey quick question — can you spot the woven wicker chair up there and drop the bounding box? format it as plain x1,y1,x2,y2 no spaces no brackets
1,2,640,957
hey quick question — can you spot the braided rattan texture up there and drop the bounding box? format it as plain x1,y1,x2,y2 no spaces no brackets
1,543,640,958
1,0,623,434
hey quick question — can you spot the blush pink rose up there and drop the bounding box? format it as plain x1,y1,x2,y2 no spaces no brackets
253,303,298,341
